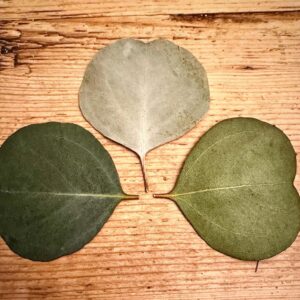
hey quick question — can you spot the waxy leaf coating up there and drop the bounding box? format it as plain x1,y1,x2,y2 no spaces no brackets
165,118,300,260
79,38,209,178
0,122,130,261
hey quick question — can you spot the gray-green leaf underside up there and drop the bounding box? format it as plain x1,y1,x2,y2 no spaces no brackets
0,122,130,261
79,38,209,160
164,117,300,261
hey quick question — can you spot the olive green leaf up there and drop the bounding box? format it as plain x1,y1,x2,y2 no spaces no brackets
79,38,210,189
0,122,135,261
157,118,300,260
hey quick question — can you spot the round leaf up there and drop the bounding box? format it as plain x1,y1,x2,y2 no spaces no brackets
0,122,130,261
166,118,300,260
79,38,209,162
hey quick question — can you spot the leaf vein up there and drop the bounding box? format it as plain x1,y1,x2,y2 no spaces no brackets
45,134,116,186
182,130,260,181
171,182,289,197
177,196,265,238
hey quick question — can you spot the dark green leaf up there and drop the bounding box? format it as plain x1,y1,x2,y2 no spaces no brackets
162,118,300,260
0,122,132,261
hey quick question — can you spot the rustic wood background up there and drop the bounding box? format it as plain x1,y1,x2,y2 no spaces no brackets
1,1,300,299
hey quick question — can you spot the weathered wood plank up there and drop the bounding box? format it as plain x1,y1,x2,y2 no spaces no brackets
0,0,300,20
0,3,300,300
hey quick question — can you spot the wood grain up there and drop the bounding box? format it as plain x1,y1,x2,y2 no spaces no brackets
0,1,300,299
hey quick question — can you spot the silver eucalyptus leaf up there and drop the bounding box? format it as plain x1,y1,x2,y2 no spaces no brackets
79,39,210,190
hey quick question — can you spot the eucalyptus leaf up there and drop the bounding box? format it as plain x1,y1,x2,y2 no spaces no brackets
79,38,210,189
159,118,300,260
0,122,134,261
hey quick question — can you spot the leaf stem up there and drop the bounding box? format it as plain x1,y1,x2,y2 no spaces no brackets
139,155,149,193
255,261,260,272
122,193,139,201
153,193,175,202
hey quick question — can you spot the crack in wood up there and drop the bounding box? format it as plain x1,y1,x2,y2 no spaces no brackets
170,10,300,23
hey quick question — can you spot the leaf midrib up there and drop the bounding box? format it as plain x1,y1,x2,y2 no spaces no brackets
0,190,126,199
168,182,289,197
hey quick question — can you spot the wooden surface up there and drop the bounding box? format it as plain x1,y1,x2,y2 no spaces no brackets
1,1,300,299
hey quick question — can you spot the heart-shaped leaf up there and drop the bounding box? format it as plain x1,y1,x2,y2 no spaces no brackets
158,118,300,260
0,122,135,261
79,38,210,189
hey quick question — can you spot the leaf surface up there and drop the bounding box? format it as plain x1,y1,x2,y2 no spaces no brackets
0,122,131,261
164,118,300,260
79,39,209,184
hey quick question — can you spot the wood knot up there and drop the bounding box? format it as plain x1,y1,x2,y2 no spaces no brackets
0,45,19,68
1,45,18,55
